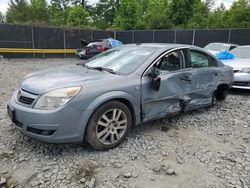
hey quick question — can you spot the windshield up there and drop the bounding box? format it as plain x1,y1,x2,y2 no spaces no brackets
230,47,250,59
85,46,158,74
204,43,230,51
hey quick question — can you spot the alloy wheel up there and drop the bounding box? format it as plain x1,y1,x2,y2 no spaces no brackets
96,108,128,145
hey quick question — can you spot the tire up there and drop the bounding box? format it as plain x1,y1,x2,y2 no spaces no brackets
216,88,229,101
85,100,132,151
210,91,217,107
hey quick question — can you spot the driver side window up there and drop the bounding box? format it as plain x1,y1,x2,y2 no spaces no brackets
155,51,181,72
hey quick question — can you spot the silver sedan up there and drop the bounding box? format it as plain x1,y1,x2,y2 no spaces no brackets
222,46,250,89
204,43,238,55
8,44,233,150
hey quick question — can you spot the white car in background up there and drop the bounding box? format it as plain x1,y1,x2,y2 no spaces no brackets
221,46,250,89
204,43,238,55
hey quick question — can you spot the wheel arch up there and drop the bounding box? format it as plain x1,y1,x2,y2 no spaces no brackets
215,83,230,101
86,91,140,126
217,83,230,91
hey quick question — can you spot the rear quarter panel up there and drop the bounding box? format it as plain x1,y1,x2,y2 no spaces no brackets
217,63,234,87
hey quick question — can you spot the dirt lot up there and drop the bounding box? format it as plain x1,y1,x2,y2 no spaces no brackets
0,58,249,188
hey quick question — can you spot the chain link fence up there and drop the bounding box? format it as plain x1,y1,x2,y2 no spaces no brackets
0,23,250,58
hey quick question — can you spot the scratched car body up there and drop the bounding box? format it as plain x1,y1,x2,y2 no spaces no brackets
8,44,233,150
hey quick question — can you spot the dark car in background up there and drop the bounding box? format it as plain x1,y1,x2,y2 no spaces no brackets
76,38,123,59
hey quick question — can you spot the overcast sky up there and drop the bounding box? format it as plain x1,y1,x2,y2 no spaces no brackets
0,0,236,14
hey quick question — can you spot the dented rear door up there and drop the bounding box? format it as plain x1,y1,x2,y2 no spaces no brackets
188,50,219,109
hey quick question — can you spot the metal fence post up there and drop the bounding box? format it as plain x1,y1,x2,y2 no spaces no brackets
228,29,232,43
63,29,66,58
114,30,117,39
153,30,155,43
91,30,93,41
174,29,177,43
192,29,196,45
132,30,135,43
31,26,35,58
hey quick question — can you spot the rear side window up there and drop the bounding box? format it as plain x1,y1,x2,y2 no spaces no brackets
191,51,218,68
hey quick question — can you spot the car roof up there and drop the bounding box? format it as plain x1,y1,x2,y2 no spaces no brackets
207,42,238,46
124,43,214,57
235,45,250,48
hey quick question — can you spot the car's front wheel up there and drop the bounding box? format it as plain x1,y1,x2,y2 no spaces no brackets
85,101,132,151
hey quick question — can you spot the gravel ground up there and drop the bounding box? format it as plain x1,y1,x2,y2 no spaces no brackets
0,58,250,188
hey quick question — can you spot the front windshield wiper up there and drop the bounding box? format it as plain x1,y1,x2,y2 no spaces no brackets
87,66,118,75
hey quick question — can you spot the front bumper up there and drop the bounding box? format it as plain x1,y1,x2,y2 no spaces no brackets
233,73,250,89
8,91,91,143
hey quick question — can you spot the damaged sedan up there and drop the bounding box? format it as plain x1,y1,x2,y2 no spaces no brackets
7,44,233,150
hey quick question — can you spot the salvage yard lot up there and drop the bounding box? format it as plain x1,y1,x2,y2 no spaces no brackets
0,59,249,188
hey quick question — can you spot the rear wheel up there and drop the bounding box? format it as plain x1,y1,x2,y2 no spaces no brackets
85,101,132,151
211,91,217,107
216,88,229,101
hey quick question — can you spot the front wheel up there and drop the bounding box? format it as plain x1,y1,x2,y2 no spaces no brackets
85,101,132,151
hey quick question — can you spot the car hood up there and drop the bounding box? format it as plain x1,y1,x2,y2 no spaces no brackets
221,58,250,71
21,65,118,94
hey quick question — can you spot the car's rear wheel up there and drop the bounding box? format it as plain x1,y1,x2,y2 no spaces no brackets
211,91,217,107
85,101,132,151
216,88,229,101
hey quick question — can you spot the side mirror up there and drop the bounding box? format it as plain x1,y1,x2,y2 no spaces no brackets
148,67,161,91
152,76,161,91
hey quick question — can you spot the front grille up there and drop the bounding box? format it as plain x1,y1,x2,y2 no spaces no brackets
16,89,38,106
234,82,250,86
18,96,35,105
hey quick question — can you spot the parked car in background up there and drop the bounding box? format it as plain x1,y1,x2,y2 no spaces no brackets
8,44,233,150
76,38,123,59
204,43,238,55
221,45,250,89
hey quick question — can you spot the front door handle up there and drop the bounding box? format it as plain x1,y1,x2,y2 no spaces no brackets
180,75,191,82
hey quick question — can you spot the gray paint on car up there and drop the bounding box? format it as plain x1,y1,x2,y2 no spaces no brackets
8,44,234,144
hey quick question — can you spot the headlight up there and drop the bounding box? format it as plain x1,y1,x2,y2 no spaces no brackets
239,68,250,73
34,87,81,110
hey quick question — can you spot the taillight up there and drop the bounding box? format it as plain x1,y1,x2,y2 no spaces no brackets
97,47,105,52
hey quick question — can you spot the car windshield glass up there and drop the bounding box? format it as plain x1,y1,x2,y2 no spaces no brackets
85,46,158,74
230,47,250,58
204,43,229,51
